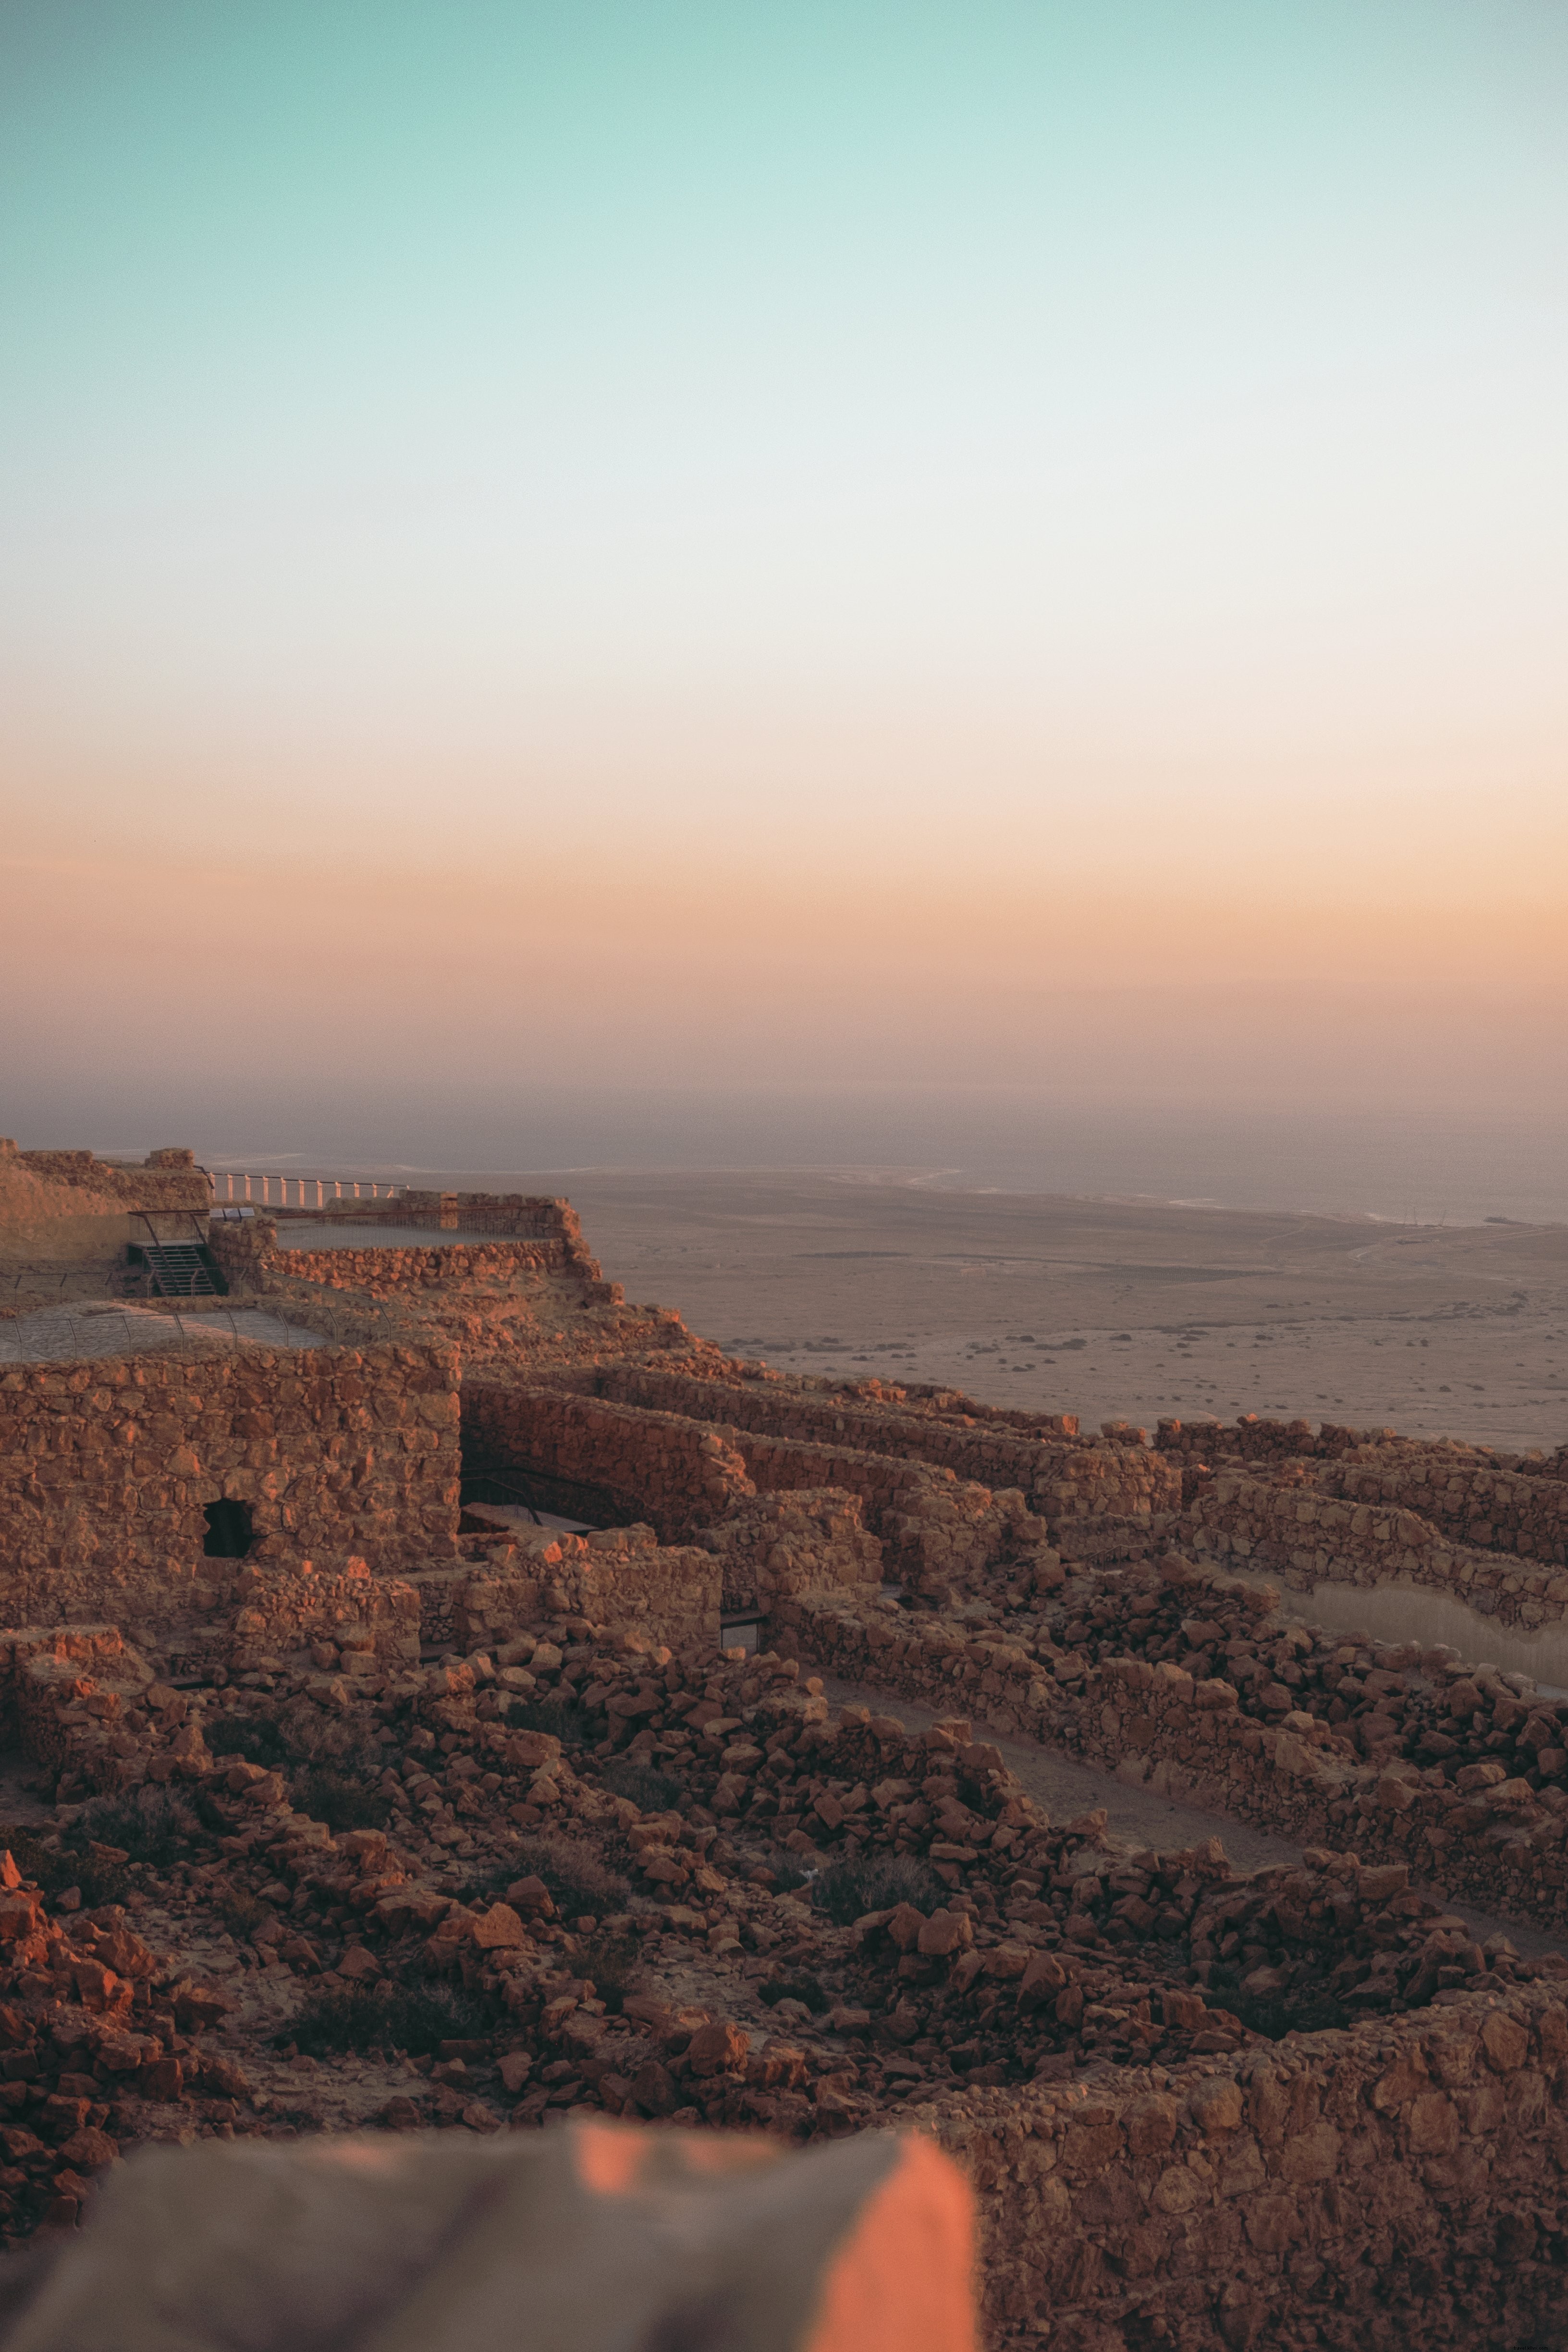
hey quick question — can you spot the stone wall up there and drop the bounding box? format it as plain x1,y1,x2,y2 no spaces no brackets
0,1336,460,1620
1324,1445,1568,1568
208,1214,624,1308
266,1239,572,1291
406,1526,721,1653
2,1142,210,1218
695,1488,885,1615
462,1381,1067,1602
1158,1415,1568,1570
460,1384,756,1541
781,1568,1568,1935
597,1366,1168,1519
928,1982,1568,2352
1183,1468,1568,1629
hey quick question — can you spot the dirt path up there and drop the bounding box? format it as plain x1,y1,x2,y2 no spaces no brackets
819,1673,1568,1962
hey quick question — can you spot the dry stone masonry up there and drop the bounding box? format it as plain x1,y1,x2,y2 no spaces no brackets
0,1143,1566,2347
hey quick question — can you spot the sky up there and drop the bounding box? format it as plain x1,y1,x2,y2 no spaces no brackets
3,0,1566,1171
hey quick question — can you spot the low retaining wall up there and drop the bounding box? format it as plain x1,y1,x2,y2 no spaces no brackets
208,1222,576,1291
599,1365,1172,1519
269,1239,571,1289
782,1579,1568,1935
1184,1470,1568,1631
407,1527,721,1653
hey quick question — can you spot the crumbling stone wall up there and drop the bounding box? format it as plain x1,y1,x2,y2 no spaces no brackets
0,1142,209,1218
597,1367,1168,1518
0,1337,460,1618
1183,1467,1568,1629
407,1528,721,1654
783,1570,1568,1935
1159,1415,1568,1569
694,1489,884,1616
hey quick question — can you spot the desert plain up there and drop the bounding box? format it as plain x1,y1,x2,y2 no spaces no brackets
475,1170,1568,1458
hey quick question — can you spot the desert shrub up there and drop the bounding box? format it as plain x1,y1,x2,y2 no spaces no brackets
598,1759,685,1813
204,1713,287,1767
759,1974,830,2015
511,1835,627,1919
511,1699,593,1748
284,1982,491,2060
0,1825,128,1910
291,1768,389,1833
575,1930,643,2014
216,1888,272,1937
810,1852,945,1925
67,1788,202,1868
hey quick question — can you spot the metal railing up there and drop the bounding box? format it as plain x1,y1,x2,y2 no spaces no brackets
207,1171,403,1208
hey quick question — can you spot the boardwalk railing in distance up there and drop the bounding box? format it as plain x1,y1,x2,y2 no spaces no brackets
208,1172,403,1208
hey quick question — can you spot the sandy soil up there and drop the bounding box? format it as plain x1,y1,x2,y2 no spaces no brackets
509,1170,1568,1455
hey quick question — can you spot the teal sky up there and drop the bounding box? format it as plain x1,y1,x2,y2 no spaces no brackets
3,1,1567,1120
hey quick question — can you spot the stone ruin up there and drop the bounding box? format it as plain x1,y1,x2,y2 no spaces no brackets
1,1140,1568,2347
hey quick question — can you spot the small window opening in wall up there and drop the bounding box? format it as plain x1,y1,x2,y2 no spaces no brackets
203,1499,253,1558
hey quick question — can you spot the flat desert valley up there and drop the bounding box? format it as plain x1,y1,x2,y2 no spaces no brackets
489,1170,1568,1456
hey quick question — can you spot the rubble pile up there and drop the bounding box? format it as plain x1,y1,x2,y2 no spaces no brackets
5,1608,1564,2254
0,1865,244,2246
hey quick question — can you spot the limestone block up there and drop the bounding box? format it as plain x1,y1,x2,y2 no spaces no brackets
0,2120,975,2352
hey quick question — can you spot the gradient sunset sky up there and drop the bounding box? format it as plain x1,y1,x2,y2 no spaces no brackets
3,2,1566,1157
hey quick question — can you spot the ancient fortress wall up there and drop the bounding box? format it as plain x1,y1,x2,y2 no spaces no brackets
207,1213,622,1302
0,1336,461,1620
596,1365,1174,1518
460,1383,757,1539
2,1143,210,1216
1182,1469,1568,1629
1157,1414,1568,1570
937,1984,1568,2352
460,1380,1044,1600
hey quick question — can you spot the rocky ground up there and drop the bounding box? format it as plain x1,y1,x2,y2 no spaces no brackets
5,1599,1566,2250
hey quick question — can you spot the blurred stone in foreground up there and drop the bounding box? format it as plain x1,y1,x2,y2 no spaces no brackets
0,2119,975,2352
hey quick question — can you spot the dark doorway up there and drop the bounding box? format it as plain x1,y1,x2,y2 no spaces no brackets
203,1499,254,1557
